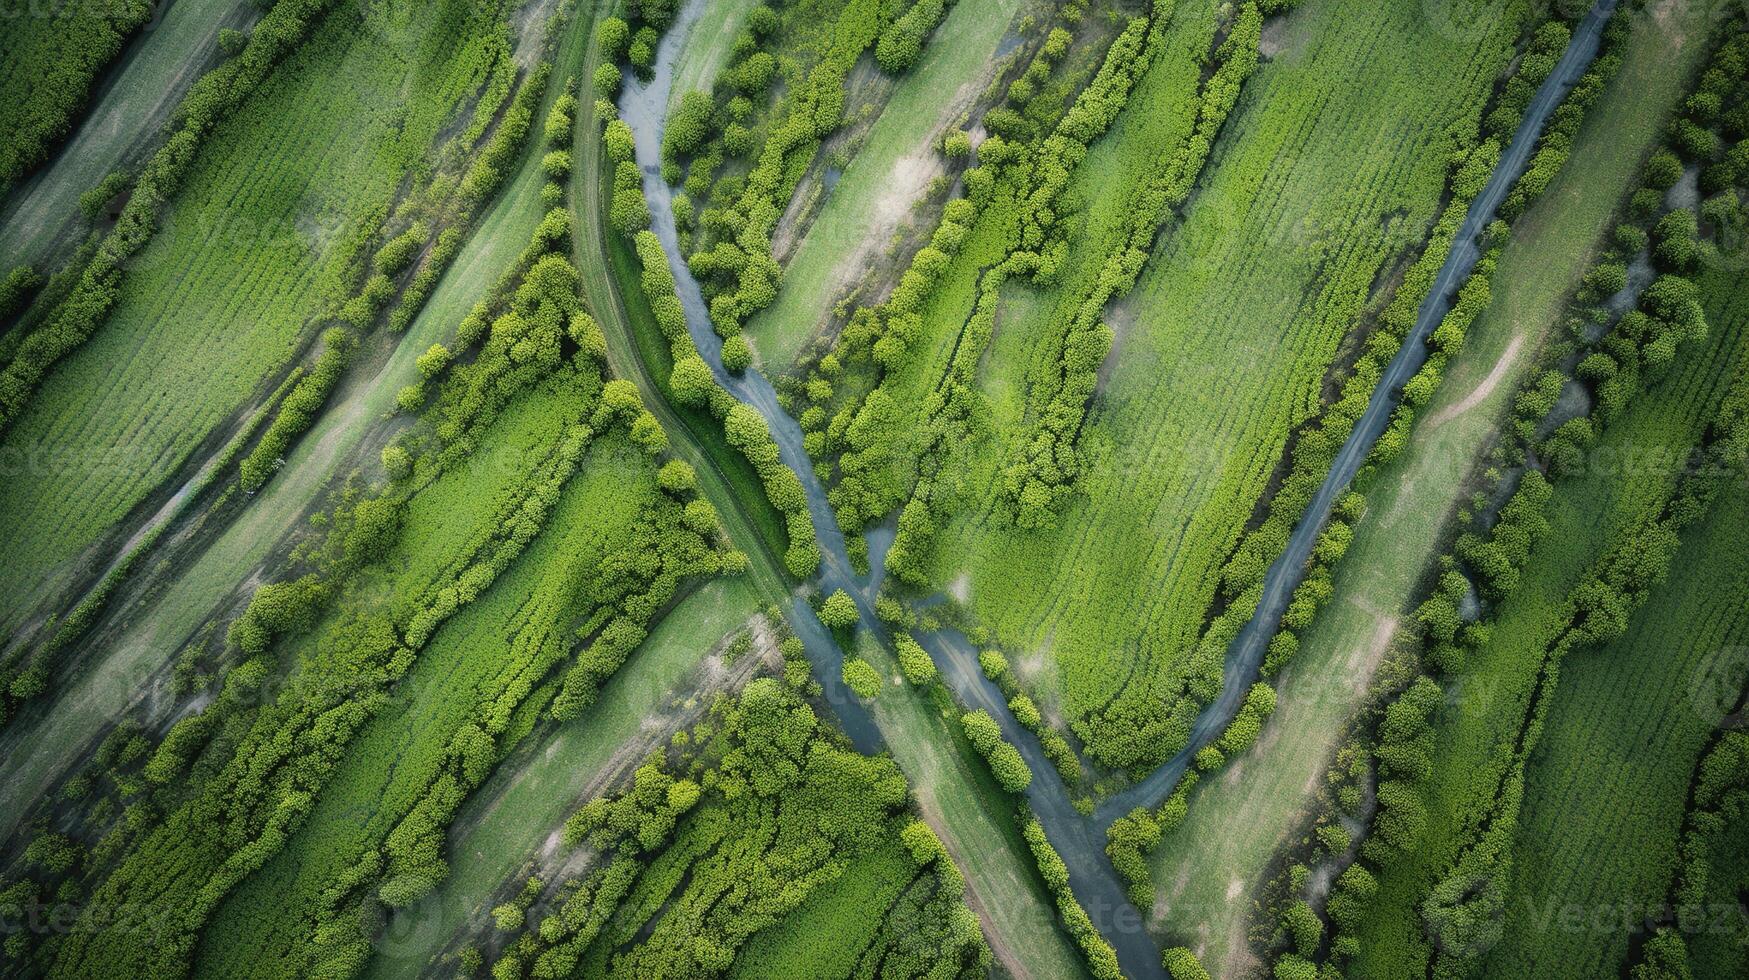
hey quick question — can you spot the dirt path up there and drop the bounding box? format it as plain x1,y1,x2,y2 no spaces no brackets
1426,333,1525,429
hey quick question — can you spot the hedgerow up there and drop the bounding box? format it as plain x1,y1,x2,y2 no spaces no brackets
1021,817,1122,980
971,642,1081,785
960,708,1032,793
237,328,355,492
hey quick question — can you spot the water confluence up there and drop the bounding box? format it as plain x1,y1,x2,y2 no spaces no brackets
615,0,1618,975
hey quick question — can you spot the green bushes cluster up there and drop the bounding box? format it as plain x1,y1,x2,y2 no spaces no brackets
894,632,939,685
490,677,991,979
677,0,885,341
960,708,1032,793
1163,946,1213,979
1105,806,1163,912
0,0,158,193
0,265,40,325
875,0,957,75
842,656,883,698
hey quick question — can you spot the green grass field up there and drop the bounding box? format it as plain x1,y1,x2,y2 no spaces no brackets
0,0,509,637
929,0,1528,769
5,2,1746,977
1483,473,1749,975
1347,269,1749,978
1135,4,1716,968
744,0,1022,368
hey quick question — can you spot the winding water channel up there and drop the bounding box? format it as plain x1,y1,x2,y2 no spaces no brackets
617,1,1617,975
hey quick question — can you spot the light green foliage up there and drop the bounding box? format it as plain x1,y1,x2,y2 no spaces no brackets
959,709,1031,793
819,588,859,629
490,679,990,979
842,656,882,698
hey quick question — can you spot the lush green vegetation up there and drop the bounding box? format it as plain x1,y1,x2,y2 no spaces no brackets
744,0,1022,366
1129,4,1721,967
815,0,1532,773
5,0,1744,976
0,0,517,648
472,676,990,978
0,0,157,193
1294,39,1749,971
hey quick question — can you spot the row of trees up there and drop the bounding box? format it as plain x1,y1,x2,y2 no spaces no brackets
999,1,1264,530
829,1,1191,605
975,646,1080,783
1020,817,1123,980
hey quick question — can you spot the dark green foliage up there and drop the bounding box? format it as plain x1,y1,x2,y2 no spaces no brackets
0,0,158,192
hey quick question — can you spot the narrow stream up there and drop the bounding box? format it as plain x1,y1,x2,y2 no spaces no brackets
616,0,1617,975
